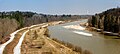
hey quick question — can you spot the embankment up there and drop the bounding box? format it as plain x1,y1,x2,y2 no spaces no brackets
2,21,92,54
21,21,83,54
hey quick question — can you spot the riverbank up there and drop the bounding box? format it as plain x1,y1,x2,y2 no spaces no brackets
62,21,119,37
1,21,66,54
48,19,120,54
63,22,93,36
21,22,92,54
21,26,81,54
0,21,66,45
86,27,119,36
80,23,120,36
1,20,91,54
0,18,84,45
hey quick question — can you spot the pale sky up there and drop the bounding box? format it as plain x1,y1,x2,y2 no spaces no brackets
0,0,119,15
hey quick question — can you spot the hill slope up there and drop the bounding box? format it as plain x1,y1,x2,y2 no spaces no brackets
88,8,120,34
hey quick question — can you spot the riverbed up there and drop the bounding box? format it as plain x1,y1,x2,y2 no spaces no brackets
48,19,120,54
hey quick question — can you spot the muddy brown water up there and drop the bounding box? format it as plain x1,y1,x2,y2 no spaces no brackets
48,19,120,54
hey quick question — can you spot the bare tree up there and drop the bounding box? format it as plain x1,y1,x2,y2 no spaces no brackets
0,18,19,41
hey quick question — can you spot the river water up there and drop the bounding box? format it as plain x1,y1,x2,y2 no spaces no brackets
48,19,120,54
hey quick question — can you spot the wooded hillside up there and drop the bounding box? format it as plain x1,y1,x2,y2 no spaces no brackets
88,8,120,34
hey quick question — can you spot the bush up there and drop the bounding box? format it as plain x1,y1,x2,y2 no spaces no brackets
83,50,92,54
0,18,19,41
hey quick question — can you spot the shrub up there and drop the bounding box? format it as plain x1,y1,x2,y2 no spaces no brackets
83,50,92,54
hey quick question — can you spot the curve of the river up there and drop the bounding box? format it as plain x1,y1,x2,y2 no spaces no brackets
48,19,120,54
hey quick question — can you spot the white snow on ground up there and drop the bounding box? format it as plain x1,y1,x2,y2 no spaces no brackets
0,27,27,54
0,22,72,54
0,23,47,54
13,23,48,54
63,25,85,30
42,24,48,27
30,23,46,28
63,25,92,36
54,21,63,24
73,31,92,36
14,30,29,54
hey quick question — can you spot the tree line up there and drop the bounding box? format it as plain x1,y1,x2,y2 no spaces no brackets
88,8,120,34
0,11,85,41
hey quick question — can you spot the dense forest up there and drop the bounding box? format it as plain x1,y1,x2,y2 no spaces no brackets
0,11,90,41
88,8,120,34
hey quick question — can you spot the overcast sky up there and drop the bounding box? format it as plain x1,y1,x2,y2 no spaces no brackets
0,0,119,15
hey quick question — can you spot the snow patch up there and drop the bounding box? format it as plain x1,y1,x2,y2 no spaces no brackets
63,25,85,30
73,31,92,36
0,27,27,54
14,30,29,54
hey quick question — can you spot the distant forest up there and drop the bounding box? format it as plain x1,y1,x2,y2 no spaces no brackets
0,11,90,41
88,8,120,34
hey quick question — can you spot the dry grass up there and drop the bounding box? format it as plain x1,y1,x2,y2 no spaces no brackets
52,38,93,54
41,52,53,54
52,38,82,53
21,26,81,54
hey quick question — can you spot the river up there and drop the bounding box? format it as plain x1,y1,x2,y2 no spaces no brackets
48,19,120,54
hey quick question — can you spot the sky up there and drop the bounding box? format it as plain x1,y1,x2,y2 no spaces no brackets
0,0,119,15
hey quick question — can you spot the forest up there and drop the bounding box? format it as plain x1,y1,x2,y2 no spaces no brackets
88,8,120,34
